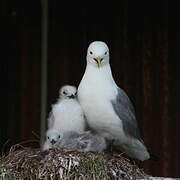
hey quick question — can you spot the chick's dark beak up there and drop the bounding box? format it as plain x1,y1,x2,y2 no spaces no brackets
51,139,56,145
68,94,75,99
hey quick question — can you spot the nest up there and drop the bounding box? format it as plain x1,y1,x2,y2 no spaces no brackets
0,144,150,180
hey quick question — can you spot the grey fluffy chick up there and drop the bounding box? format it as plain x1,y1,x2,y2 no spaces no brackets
42,129,61,150
57,131,107,153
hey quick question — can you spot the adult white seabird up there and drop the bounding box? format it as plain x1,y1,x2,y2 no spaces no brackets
78,41,150,161
47,85,86,133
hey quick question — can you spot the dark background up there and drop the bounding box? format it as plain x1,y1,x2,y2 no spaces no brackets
1,0,178,178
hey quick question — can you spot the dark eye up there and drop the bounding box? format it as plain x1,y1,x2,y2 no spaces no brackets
58,135,61,138
104,51,108,55
90,51,93,55
48,136,49,139
63,91,67,95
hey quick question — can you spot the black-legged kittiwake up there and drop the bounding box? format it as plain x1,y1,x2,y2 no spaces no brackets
47,85,86,133
42,129,61,150
57,131,107,153
78,41,150,161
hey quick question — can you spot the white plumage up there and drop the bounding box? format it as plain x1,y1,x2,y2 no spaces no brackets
42,129,61,150
47,85,86,133
78,41,150,161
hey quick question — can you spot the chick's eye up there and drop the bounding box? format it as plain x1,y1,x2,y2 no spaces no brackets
48,136,49,139
104,51,108,55
58,135,60,138
90,51,93,55
63,91,67,95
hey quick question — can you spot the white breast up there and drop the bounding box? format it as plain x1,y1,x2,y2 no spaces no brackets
78,65,126,141
52,99,85,133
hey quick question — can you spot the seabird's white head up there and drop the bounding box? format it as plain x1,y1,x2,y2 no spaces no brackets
87,41,110,68
59,85,77,99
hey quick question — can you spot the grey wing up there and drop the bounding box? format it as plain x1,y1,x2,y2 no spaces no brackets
111,87,142,140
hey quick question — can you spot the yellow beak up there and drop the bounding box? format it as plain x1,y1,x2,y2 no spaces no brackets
94,57,103,68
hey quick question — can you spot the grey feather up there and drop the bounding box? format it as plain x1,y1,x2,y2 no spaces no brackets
111,87,141,140
57,131,107,153
77,131,107,152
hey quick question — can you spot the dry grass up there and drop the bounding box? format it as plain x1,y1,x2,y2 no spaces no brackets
0,144,150,180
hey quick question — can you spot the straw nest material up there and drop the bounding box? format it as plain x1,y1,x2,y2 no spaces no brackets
0,144,150,180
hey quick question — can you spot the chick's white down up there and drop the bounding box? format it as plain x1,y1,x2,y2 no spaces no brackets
48,85,86,133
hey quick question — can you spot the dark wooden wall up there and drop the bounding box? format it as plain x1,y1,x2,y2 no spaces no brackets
1,0,41,146
1,0,178,177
